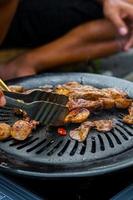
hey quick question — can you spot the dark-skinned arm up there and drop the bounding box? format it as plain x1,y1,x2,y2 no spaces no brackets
1,19,128,80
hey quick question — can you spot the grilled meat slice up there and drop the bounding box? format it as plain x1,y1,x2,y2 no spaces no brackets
69,121,94,142
99,98,115,109
11,120,37,141
67,98,103,111
115,98,132,109
0,123,11,140
101,88,127,99
64,108,90,123
94,120,114,132
123,115,133,125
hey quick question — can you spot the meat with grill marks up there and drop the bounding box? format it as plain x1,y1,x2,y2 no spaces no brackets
93,120,114,132
69,119,114,142
70,121,94,142
64,108,90,123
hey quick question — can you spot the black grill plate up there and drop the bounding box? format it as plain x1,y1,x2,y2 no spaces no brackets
0,73,133,179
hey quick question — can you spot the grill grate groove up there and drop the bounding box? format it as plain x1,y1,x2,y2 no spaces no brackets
58,140,71,156
26,138,47,153
70,141,79,156
105,134,114,148
91,137,96,153
97,134,105,151
80,140,87,155
47,140,63,156
115,127,129,141
16,138,39,150
36,139,55,154
110,130,122,145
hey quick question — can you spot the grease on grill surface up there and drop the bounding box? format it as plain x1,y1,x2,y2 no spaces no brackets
0,81,133,142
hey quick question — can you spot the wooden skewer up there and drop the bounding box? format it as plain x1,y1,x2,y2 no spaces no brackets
0,78,11,92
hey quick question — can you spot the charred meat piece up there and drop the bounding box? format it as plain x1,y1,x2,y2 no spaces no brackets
115,98,132,109
123,115,133,125
0,90,6,107
94,120,114,132
69,121,94,142
11,120,34,141
0,123,11,140
67,98,103,111
64,108,90,123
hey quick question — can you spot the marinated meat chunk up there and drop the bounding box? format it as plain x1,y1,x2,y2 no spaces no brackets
94,120,114,132
115,98,132,109
11,120,34,140
70,121,94,142
64,108,90,123
101,88,127,99
100,98,115,109
67,98,103,111
0,123,11,140
69,89,106,100
123,115,133,125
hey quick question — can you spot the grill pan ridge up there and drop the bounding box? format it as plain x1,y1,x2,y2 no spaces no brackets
0,73,133,179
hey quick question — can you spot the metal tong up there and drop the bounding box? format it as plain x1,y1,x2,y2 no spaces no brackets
0,79,69,126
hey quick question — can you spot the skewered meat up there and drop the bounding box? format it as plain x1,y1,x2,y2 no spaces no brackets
11,120,36,141
0,90,6,107
94,120,114,132
123,115,133,125
67,98,103,111
70,121,94,142
115,98,132,109
64,108,90,123
8,85,25,93
0,123,11,140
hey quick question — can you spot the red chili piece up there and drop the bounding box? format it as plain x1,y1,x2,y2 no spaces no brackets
58,128,67,136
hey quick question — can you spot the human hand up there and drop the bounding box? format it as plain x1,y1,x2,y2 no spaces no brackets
0,54,36,80
103,0,133,50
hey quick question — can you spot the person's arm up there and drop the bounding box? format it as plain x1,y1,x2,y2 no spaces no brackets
22,19,125,72
97,0,133,50
0,0,19,44
0,19,127,80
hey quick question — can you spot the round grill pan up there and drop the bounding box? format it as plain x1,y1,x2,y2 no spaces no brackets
0,73,133,179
